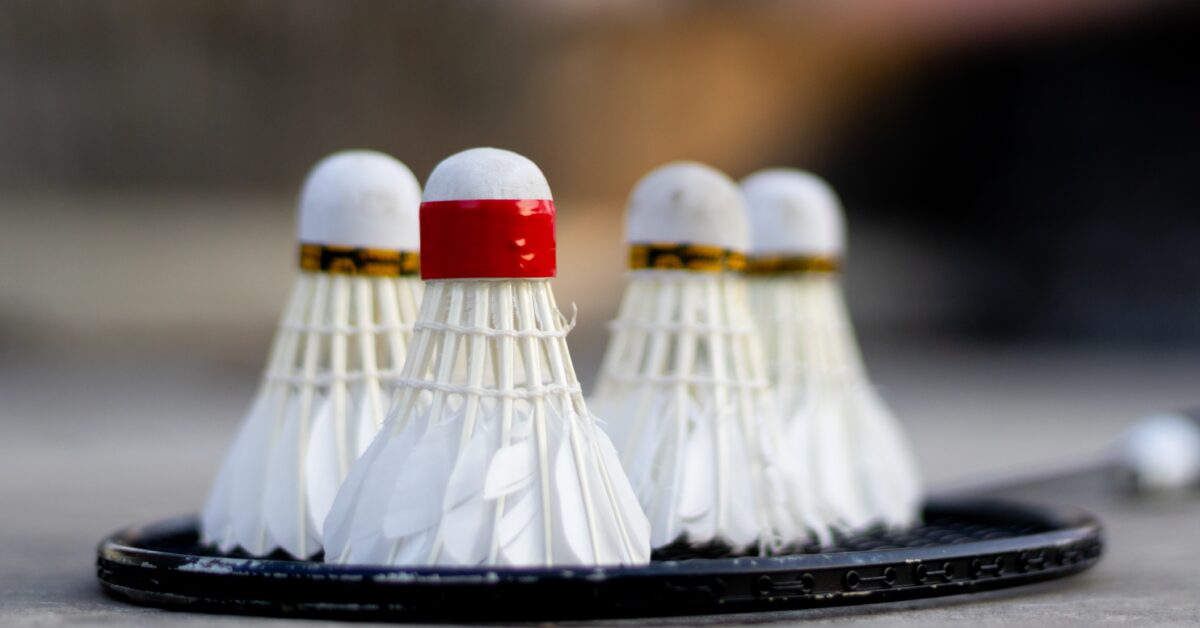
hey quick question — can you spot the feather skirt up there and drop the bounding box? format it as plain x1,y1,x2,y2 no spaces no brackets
201,271,422,558
323,279,650,567
591,272,812,553
748,274,921,531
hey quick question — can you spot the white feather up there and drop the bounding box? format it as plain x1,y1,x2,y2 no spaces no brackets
779,412,837,544
719,409,761,549
262,395,321,557
551,427,594,563
199,272,423,558
438,425,492,565
322,425,389,562
340,420,422,553
202,389,271,552
353,387,380,454
852,387,922,526
304,396,340,538
593,272,807,551
307,387,383,539
494,486,541,564
200,437,238,552
484,440,536,499
748,273,922,533
677,410,714,522
586,426,652,563
381,425,454,539
228,389,283,554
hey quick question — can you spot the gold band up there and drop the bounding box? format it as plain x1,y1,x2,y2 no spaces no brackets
744,255,840,275
299,244,420,276
629,243,746,273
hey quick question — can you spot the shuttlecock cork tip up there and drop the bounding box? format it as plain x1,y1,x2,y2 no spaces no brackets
741,168,845,257
420,148,556,280
423,147,553,202
297,150,422,251
626,162,749,252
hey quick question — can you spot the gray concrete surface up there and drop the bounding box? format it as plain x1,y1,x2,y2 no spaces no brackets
3,343,1199,625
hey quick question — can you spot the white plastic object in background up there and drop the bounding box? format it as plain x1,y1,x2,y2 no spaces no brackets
1116,413,1200,491
626,162,749,252
298,150,422,250
741,168,844,257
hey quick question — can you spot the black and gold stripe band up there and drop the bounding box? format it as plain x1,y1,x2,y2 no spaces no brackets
629,243,747,273
299,243,420,276
743,255,840,275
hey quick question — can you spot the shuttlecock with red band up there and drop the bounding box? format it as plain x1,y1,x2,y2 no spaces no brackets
323,147,650,567
742,168,921,531
201,150,424,558
590,162,817,554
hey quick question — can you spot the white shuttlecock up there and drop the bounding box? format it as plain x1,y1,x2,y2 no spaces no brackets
742,168,921,531
323,147,650,567
1115,413,1200,492
591,162,809,553
201,150,424,558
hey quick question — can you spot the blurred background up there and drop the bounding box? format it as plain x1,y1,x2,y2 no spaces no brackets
3,1,1200,619
5,0,1200,359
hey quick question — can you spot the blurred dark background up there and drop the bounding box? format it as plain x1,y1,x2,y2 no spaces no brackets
2,0,1198,366
2,0,1200,481
827,3,1200,342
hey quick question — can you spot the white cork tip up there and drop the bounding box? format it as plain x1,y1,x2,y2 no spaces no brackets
626,162,748,251
297,150,422,250
423,147,553,202
741,169,845,257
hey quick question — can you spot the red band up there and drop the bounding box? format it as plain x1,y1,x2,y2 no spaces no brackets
419,199,556,279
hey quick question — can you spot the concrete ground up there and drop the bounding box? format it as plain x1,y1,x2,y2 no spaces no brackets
3,343,1199,626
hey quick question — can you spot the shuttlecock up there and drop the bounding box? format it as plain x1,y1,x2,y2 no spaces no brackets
742,168,921,531
1115,412,1200,492
591,162,810,554
201,150,424,558
323,147,650,567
